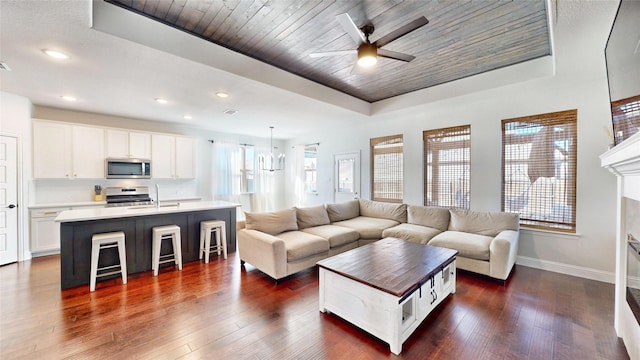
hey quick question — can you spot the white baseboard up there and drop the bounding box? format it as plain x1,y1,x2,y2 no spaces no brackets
516,255,615,284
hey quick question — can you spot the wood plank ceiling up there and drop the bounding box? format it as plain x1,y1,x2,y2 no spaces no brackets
105,0,551,103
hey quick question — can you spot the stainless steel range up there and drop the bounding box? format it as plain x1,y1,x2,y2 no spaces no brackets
105,186,153,207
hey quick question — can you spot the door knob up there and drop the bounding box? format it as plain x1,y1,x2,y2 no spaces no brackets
6,204,16,209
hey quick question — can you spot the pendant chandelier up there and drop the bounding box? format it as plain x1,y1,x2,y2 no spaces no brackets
259,126,285,172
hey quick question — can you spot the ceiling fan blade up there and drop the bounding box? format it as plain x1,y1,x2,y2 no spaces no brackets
309,49,357,58
336,13,366,45
377,49,415,62
374,16,429,48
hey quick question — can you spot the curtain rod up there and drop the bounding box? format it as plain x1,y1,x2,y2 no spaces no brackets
208,140,254,147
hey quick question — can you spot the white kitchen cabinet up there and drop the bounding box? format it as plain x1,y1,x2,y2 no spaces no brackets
30,207,70,255
33,121,72,179
33,120,105,179
106,129,151,159
175,136,195,179
151,134,195,179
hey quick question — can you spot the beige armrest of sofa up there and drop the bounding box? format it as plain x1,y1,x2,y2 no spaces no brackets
238,229,287,280
489,229,519,280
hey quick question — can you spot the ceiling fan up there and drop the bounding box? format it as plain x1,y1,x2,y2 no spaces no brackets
310,13,429,68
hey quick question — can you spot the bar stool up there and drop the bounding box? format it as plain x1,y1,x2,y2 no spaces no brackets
199,220,227,263
90,231,127,292
152,225,183,276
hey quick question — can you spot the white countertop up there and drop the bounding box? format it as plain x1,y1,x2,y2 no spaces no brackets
29,197,202,209
55,200,240,223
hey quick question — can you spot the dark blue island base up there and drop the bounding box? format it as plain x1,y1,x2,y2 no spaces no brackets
60,208,236,289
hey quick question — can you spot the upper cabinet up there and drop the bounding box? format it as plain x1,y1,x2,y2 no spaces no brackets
151,134,195,179
33,120,105,179
33,119,195,180
106,129,151,159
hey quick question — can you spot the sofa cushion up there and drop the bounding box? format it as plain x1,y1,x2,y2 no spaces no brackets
429,231,493,261
276,231,329,261
448,209,519,237
408,205,450,231
382,223,442,244
359,199,407,223
326,200,360,222
301,225,360,248
332,216,399,239
295,205,330,229
245,208,298,236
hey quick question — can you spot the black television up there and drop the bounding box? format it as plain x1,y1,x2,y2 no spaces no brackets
605,0,640,146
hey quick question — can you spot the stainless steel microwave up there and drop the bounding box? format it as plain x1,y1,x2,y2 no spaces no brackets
106,158,151,179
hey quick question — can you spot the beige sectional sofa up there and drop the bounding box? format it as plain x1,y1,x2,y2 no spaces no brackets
238,199,519,283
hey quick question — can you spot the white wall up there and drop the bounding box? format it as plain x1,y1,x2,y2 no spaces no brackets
0,91,33,261
284,1,620,280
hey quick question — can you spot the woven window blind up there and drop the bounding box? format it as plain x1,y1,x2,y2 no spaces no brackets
611,94,640,145
370,134,403,203
423,125,470,208
501,109,577,232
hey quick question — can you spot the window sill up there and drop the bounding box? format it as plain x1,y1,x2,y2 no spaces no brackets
520,227,582,240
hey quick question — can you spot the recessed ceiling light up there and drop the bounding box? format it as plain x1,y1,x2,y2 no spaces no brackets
155,98,168,104
183,115,192,120
43,49,70,60
223,109,238,115
216,92,229,98
61,95,76,101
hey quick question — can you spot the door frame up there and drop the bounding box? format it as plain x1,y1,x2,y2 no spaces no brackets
1,133,26,262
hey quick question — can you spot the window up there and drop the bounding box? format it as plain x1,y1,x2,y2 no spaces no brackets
304,145,317,193
611,94,640,144
240,145,254,193
423,125,471,208
501,110,577,232
370,134,403,203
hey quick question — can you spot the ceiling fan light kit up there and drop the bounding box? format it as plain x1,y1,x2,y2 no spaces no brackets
357,43,377,67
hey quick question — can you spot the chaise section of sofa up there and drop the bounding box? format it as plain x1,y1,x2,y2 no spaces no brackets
428,208,519,281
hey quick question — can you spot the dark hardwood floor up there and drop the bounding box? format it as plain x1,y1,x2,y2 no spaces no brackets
0,253,629,359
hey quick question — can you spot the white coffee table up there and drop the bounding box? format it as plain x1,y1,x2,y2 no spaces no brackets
317,237,457,355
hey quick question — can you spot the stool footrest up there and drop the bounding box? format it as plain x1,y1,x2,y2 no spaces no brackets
96,269,125,278
99,243,119,249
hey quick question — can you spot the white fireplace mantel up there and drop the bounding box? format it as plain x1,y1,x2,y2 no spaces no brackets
602,131,640,178
601,131,640,360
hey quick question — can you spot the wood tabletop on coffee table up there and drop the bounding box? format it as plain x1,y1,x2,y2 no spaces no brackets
317,237,457,298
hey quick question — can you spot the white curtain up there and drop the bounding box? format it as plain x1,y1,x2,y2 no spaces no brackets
212,140,246,219
213,140,278,214
253,143,276,212
292,145,306,206
212,140,241,198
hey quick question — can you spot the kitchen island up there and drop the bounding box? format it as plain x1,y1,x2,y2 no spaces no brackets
56,201,240,289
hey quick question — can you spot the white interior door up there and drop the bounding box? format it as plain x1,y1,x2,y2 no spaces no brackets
334,152,360,203
0,136,18,265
